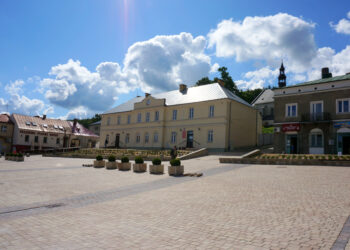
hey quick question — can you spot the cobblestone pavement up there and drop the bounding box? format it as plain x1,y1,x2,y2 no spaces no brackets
0,155,350,249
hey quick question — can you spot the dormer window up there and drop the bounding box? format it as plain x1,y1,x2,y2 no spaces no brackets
31,122,37,126
58,126,64,130
25,121,31,126
54,125,58,129
43,124,48,128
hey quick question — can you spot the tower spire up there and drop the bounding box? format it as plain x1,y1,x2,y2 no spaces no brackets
278,61,286,88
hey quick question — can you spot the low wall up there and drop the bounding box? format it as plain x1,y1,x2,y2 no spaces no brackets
219,157,350,166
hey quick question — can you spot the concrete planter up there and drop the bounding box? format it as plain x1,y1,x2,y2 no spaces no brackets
149,164,164,174
16,156,24,162
105,161,117,170
133,163,147,172
168,165,184,176
118,162,131,171
5,155,9,160
93,160,105,168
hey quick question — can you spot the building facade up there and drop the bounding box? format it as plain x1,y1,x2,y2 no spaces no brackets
100,83,262,151
88,121,101,136
0,114,14,154
274,69,350,155
252,89,274,126
11,114,99,152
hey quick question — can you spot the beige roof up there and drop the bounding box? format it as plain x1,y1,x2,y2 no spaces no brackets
11,113,72,135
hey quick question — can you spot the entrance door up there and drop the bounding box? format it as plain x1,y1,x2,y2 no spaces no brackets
286,135,298,154
115,134,120,148
186,131,193,148
342,136,350,154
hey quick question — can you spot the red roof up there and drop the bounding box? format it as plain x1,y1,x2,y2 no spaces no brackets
0,114,13,124
69,121,99,137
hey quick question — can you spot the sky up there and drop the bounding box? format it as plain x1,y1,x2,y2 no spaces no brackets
1,0,350,119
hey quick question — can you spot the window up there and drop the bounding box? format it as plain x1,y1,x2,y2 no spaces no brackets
32,122,37,126
189,108,194,119
58,126,64,130
54,125,58,129
337,99,350,113
154,132,158,143
125,133,130,144
208,130,213,143
43,137,48,144
1,125,7,133
171,132,177,143
172,110,177,120
136,133,140,143
209,105,214,117
310,134,323,147
107,117,111,125
286,103,297,117
105,135,109,146
25,135,29,142
137,113,142,123
25,121,31,126
155,111,159,121
43,124,48,128
127,115,131,124
145,133,149,143
117,116,121,125
56,138,60,144
34,136,39,143
146,112,150,122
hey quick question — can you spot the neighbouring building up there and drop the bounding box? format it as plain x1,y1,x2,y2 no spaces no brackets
252,89,274,126
274,68,350,155
10,114,99,152
0,114,14,154
100,83,262,151
88,121,101,136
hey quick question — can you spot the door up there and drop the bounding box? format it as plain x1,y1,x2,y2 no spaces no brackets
115,134,120,148
286,135,298,154
186,131,193,148
342,136,350,154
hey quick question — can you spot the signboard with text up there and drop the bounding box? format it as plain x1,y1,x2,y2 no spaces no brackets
282,123,300,132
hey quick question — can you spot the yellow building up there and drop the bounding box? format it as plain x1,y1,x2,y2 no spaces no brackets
100,83,261,151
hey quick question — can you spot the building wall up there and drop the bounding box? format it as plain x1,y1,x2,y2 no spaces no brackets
0,122,14,153
88,124,100,136
100,97,260,151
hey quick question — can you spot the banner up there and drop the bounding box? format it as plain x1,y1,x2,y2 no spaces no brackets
282,123,300,132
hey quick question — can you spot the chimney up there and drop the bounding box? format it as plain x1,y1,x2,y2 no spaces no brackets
179,84,187,92
321,67,332,79
42,114,47,120
72,119,78,133
217,79,225,88
145,93,151,97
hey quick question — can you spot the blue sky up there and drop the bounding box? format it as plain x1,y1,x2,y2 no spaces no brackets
1,0,350,119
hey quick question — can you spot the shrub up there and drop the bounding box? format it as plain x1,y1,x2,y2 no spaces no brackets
135,156,144,164
108,155,116,162
121,156,129,163
328,155,332,160
152,158,161,165
170,158,181,166
281,155,286,159
309,156,314,160
96,155,103,161
17,153,23,157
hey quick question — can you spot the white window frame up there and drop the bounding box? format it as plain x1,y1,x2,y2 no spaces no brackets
310,133,323,148
137,113,142,123
136,133,140,143
153,132,158,143
208,130,213,143
209,105,214,117
285,103,298,117
155,111,159,121
172,110,177,121
146,112,150,122
310,101,323,114
171,132,177,143
189,108,194,119
125,133,130,144
336,98,350,114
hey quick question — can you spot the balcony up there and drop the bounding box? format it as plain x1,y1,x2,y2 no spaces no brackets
301,112,331,122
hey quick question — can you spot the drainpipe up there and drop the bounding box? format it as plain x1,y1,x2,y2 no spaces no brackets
227,101,232,151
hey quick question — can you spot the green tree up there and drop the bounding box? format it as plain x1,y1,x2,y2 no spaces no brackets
216,67,239,95
195,77,213,86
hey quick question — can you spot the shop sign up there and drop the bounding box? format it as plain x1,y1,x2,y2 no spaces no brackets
19,130,35,135
49,133,58,137
282,123,300,132
334,121,350,128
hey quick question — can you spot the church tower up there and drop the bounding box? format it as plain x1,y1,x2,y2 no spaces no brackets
278,62,286,88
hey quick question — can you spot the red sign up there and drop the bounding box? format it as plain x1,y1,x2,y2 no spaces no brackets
182,129,186,139
282,123,300,132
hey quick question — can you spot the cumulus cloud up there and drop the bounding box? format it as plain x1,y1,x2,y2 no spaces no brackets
61,106,95,120
208,13,317,72
330,11,350,35
40,32,214,113
236,67,279,89
5,80,24,95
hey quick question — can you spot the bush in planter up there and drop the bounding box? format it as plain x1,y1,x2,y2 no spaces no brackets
94,155,105,168
96,155,103,161
121,156,129,163
170,158,181,166
152,158,161,165
108,155,116,162
135,156,144,164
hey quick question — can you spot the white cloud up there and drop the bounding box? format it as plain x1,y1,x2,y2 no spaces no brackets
40,32,214,112
208,13,317,72
5,80,25,95
0,94,45,116
236,67,279,89
61,106,95,120
330,11,350,35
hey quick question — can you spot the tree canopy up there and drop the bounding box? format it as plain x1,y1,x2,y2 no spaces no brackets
70,113,101,128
